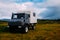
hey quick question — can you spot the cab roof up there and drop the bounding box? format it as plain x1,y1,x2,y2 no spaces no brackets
12,11,34,14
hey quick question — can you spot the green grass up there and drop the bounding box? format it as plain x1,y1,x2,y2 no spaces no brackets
0,21,60,40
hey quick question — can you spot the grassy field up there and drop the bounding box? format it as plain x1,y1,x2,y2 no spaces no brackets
0,21,60,40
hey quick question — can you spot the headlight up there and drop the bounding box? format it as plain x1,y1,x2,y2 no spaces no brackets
18,26,22,28
7,26,9,28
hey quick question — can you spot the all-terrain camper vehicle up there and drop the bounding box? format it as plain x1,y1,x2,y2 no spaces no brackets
8,11,37,33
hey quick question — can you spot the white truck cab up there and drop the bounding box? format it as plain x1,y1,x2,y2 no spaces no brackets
8,11,37,33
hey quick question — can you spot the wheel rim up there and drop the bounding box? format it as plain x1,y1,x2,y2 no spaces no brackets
25,27,28,32
34,26,35,29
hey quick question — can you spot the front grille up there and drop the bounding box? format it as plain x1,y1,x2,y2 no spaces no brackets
8,22,22,26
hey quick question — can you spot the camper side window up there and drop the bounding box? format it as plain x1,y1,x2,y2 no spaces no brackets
33,13,35,17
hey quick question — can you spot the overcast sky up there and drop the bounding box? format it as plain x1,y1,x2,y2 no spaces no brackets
0,0,60,19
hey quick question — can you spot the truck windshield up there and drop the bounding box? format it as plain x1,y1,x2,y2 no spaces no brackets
12,13,25,19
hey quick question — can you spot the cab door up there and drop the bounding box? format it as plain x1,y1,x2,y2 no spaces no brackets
25,14,30,23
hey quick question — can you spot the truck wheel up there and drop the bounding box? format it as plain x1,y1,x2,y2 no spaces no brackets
22,27,28,33
31,26,35,30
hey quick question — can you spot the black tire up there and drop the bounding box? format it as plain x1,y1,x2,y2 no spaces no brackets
31,24,35,30
22,26,28,33
31,26,35,30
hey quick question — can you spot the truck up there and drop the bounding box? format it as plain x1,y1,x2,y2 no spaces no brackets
8,11,37,33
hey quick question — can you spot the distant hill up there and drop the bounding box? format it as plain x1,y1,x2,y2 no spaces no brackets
37,19,60,21
37,19,60,24
0,19,10,22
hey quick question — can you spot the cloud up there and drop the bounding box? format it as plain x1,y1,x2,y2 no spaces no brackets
15,0,46,3
35,0,60,8
46,0,60,6
39,6,60,19
0,0,60,19
0,0,16,3
0,3,18,19
35,0,60,19
0,1,46,19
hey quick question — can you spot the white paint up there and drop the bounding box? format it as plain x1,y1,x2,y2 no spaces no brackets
30,11,37,23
